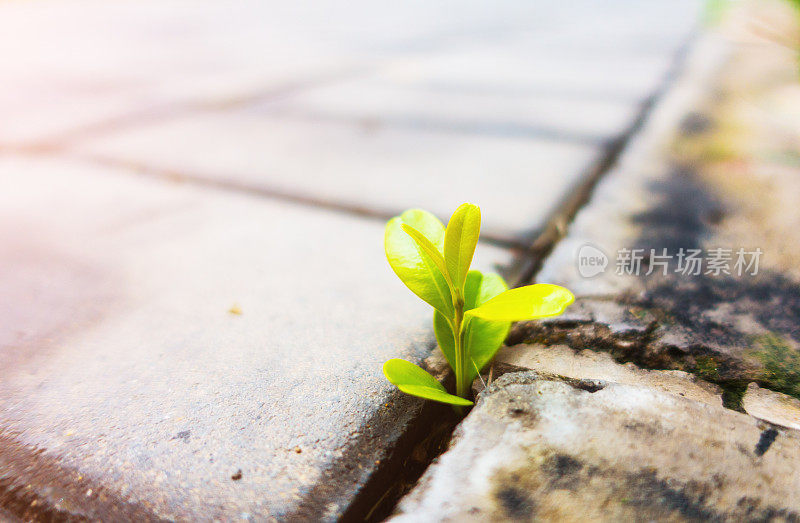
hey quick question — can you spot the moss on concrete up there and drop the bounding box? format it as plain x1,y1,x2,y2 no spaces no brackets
694,356,719,382
752,333,800,400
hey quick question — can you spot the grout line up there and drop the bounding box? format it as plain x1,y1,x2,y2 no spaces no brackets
50,149,530,251
4,65,372,153
256,108,611,147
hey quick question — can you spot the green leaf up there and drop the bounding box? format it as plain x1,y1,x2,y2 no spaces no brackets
385,209,454,316
383,359,473,406
463,270,507,311
462,314,511,384
433,311,456,370
401,224,450,285
467,284,574,322
444,203,481,291
462,272,511,383
434,271,510,385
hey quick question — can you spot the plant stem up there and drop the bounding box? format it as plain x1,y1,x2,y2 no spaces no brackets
453,295,467,398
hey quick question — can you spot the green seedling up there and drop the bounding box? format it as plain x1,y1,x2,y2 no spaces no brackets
382,203,574,407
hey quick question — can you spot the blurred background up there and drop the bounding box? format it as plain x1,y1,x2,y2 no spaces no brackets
3,0,800,520
0,0,700,239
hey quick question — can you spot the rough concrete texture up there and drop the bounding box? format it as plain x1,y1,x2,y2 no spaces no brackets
0,156,510,520
743,383,800,431
492,344,723,407
534,8,800,400
393,372,800,522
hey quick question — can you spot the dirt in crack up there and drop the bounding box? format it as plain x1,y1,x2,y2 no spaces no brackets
339,401,461,522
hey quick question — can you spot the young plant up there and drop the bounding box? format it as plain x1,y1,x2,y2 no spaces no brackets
382,203,574,407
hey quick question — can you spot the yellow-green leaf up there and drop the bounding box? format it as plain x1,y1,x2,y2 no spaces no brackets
401,223,450,285
434,271,510,385
383,359,473,406
444,203,481,291
466,284,574,322
462,271,511,383
433,311,456,371
385,209,454,316
463,270,506,311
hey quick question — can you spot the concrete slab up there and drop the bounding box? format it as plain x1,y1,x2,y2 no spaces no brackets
392,372,800,521
0,156,511,520
743,383,800,431
368,44,678,110
0,0,366,146
75,111,601,242
492,343,723,407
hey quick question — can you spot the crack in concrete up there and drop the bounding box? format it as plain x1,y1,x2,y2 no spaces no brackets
506,315,755,411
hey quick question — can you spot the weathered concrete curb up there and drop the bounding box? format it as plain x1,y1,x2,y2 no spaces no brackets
391,372,800,522
743,383,800,431
491,343,724,408
528,25,800,407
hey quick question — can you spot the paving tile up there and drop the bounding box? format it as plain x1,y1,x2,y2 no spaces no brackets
75,111,601,242
0,156,511,520
363,0,699,103
0,0,364,146
367,44,677,110
255,75,641,142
